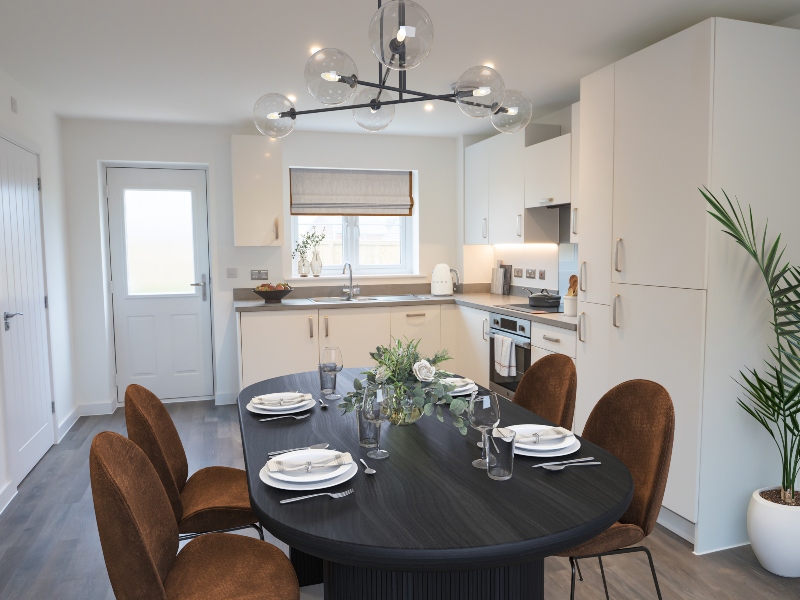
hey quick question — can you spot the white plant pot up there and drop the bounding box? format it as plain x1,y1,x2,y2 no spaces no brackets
747,487,800,577
563,296,578,317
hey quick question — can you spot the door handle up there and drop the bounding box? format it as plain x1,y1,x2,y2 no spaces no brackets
4,312,23,331
406,313,426,318
613,294,621,328
190,274,207,301
542,335,561,343
572,208,578,234
274,218,279,241
482,318,488,341
516,215,522,237
309,316,314,338
324,316,329,337
579,261,587,292
614,239,622,273
539,198,554,206
482,218,487,239
578,312,585,342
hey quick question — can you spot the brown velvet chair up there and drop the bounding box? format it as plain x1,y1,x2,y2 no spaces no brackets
557,379,675,600
125,384,261,540
90,431,299,600
513,353,576,429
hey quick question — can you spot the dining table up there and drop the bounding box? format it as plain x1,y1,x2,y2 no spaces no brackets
237,368,634,600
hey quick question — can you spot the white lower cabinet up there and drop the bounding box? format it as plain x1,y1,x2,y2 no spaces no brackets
319,307,391,370
454,305,490,389
390,305,441,358
574,301,611,435
240,310,320,388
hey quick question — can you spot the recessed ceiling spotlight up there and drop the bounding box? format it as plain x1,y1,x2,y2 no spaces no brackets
287,94,297,102
309,46,322,55
484,63,495,69
424,103,434,111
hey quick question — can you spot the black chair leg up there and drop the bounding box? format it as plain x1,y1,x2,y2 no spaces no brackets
641,546,663,600
575,557,583,581
598,556,610,600
251,522,265,540
569,557,577,600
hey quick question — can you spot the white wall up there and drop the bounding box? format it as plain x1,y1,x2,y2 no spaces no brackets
0,65,74,509
60,121,459,409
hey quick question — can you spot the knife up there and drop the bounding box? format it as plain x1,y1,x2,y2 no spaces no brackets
268,442,329,456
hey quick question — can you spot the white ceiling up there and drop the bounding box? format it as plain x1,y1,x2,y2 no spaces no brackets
1,0,799,137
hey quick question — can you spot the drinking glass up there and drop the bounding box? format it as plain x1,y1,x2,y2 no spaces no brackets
356,407,378,448
467,392,501,468
319,347,343,400
486,427,516,480
362,384,393,459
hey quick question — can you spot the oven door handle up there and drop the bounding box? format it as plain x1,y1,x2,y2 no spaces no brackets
488,331,532,349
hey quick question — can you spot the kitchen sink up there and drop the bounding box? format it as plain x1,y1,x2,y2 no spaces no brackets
308,296,379,303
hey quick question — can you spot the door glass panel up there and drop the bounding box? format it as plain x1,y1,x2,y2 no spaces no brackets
358,216,402,265
124,189,196,295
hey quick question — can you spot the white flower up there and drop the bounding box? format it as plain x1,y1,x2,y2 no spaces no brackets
375,366,389,382
412,360,436,382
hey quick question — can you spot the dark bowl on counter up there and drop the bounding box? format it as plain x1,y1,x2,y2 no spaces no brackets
253,288,293,304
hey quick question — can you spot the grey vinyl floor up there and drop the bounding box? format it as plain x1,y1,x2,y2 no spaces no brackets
0,400,798,599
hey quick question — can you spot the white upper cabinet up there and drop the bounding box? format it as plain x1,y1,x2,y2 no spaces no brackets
570,102,580,244
577,64,615,306
523,134,571,208
487,131,526,244
464,141,490,245
231,135,283,247
612,21,713,289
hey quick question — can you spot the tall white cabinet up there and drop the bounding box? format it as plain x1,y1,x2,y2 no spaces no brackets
464,142,489,245
575,18,800,553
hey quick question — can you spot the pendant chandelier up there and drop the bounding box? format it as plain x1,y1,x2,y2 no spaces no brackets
253,0,533,138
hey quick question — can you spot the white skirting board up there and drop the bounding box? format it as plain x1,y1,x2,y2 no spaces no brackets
657,506,696,545
0,480,17,517
57,397,117,443
215,391,238,405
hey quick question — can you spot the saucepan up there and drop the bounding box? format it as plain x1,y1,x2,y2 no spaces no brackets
521,288,562,308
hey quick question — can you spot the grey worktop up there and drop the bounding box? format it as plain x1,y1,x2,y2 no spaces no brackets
234,292,578,331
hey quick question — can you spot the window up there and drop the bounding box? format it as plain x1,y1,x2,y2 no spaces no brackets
293,214,413,276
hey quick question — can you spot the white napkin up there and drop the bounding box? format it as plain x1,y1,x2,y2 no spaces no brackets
494,334,516,377
267,452,353,473
251,392,311,407
516,427,573,445
442,377,473,388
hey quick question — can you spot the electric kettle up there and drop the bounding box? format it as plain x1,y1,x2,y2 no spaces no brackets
431,264,460,296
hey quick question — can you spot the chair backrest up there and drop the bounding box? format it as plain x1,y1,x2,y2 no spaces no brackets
513,353,577,429
125,384,188,522
582,379,675,536
90,431,178,600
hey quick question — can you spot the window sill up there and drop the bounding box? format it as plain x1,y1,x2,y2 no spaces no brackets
287,273,425,283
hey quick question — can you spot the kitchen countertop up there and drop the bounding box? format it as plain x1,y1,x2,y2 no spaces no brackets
235,292,578,331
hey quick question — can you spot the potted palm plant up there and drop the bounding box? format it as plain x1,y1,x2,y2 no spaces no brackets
702,189,800,577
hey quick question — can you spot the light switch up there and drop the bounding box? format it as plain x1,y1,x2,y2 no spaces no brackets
525,269,535,279
226,268,238,278
259,270,270,279
538,270,546,279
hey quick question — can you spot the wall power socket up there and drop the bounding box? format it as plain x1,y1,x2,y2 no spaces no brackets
513,268,523,277
525,269,535,279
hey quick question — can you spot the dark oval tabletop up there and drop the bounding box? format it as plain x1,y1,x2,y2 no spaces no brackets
237,368,633,571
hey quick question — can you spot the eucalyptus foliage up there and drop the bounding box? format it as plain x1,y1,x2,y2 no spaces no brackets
292,226,325,260
338,338,471,434
702,188,800,502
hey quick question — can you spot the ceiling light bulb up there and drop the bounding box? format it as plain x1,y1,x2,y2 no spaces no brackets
506,107,519,116
396,25,416,43
286,95,297,102
473,87,491,97
266,112,281,120
320,71,340,82
484,63,495,69
309,46,321,54
424,103,434,111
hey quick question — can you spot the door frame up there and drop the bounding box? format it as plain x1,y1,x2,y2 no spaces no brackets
101,162,216,406
0,128,58,449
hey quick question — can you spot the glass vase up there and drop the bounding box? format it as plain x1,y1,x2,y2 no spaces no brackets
297,257,311,277
388,391,423,426
310,250,323,277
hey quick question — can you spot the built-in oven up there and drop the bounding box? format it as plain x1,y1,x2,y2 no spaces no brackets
487,313,532,401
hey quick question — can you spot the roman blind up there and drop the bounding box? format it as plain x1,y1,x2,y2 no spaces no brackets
290,168,414,216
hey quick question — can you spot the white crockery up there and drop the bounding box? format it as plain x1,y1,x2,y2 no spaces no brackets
246,399,316,415
267,449,352,483
507,424,575,451
260,462,358,491
514,438,581,458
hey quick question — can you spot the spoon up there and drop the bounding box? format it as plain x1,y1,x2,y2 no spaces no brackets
542,462,602,471
259,413,311,422
359,458,376,475
317,398,329,410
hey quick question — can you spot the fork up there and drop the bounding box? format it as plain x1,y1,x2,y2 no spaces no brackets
259,413,311,422
279,489,354,504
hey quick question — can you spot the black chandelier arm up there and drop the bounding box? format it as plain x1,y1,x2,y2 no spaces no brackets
356,79,446,100
279,92,457,118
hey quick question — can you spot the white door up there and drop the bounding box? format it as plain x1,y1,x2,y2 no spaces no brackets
464,142,489,245
609,283,706,522
574,301,611,435
488,131,525,244
107,168,213,403
0,136,53,483
578,64,614,306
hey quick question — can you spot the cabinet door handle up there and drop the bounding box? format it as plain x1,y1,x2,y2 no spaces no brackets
309,316,314,338
539,198,554,206
543,335,561,343
406,313,425,318
516,215,522,237
579,261,587,292
613,294,621,328
274,218,279,241
614,238,623,273
325,316,329,337
482,318,488,341
578,312,585,342
482,217,488,239
572,208,578,234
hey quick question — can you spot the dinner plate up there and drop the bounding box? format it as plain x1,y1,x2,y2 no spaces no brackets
450,384,479,396
267,449,351,483
246,399,315,415
506,424,575,451
260,462,358,491
441,377,473,388
514,438,581,458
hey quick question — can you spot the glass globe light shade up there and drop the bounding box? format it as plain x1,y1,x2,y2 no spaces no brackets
253,93,295,138
368,0,434,70
304,48,359,105
454,66,505,118
352,88,395,132
491,89,533,134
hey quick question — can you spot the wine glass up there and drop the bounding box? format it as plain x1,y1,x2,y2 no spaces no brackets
362,384,393,460
319,347,343,400
467,392,501,469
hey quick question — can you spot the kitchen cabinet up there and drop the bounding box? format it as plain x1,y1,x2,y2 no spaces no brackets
464,142,489,245
574,301,611,435
577,64,614,306
240,310,318,388
523,134,571,208
231,135,283,247
529,320,576,359
454,305,490,389
569,102,580,244
390,305,441,359
612,21,712,289
487,131,526,244
319,307,391,369
440,305,461,375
